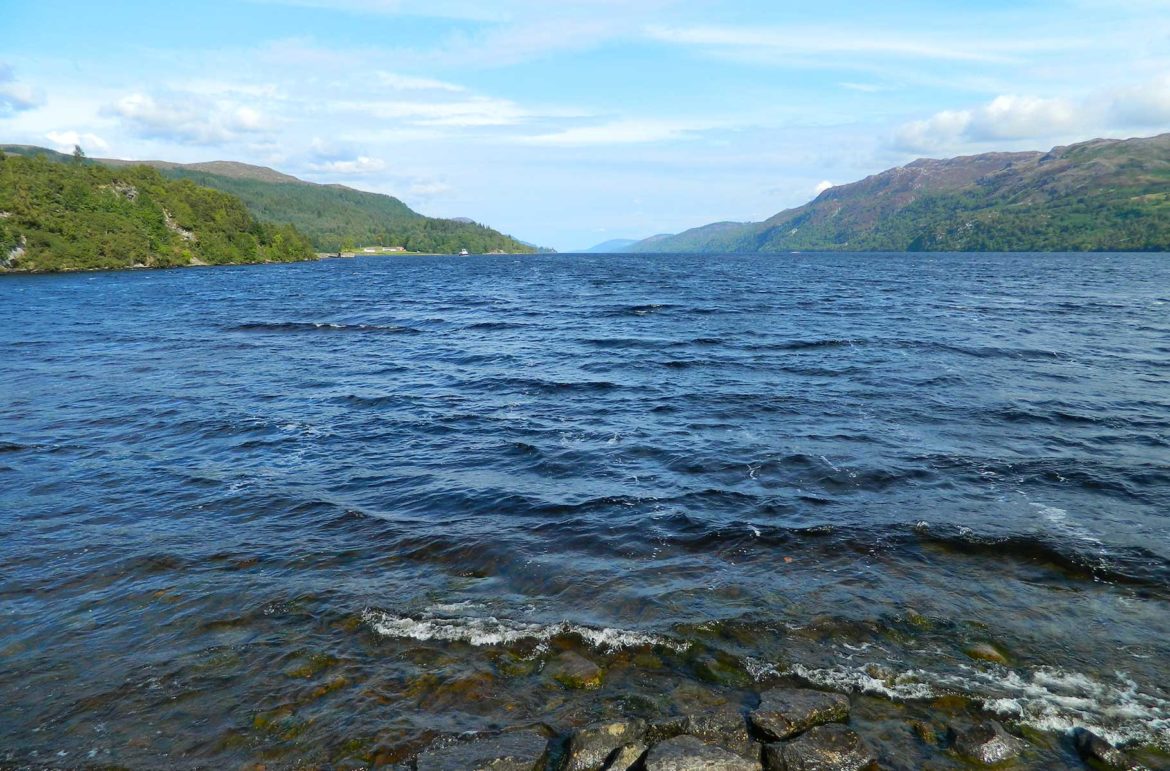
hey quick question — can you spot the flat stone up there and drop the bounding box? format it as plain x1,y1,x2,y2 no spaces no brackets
1072,727,1141,770
683,704,760,760
762,724,875,771
749,688,851,741
948,720,1026,765
645,735,762,771
563,719,647,771
602,742,648,770
416,730,550,771
548,650,604,689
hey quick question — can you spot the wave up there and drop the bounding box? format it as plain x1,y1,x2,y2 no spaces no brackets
604,303,680,317
787,662,1170,750
230,321,421,334
463,321,527,331
362,608,689,652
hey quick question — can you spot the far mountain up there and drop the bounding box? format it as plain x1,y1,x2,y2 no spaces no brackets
579,238,639,253
627,133,1170,253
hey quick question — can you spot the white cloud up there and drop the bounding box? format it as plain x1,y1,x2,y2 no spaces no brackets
813,180,834,195
521,119,714,146
1105,75,1170,126
106,91,273,145
893,95,1083,153
45,130,110,154
376,71,465,92
307,155,387,174
339,96,531,127
645,25,1024,64
892,76,1170,155
0,64,42,117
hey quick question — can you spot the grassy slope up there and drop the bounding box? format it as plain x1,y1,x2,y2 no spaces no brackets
0,151,315,272
628,134,1170,253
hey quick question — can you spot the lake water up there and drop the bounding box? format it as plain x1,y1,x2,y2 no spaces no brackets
1,252,1168,767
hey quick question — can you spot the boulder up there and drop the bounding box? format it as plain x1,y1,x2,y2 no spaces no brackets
682,704,760,760
947,720,1026,765
549,650,604,689
563,719,647,771
644,735,762,771
416,729,550,771
749,688,850,741
761,724,875,771
1072,727,1141,770
603,742,648,770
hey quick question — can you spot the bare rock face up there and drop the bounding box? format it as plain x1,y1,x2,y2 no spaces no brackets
761,724,875,771
1072,728,1143,770
415,729,550,771
947,720,1026,765
563,718,647,771
644,735,763,771
749,688,851,741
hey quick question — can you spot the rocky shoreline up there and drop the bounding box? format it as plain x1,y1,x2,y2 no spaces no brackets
391,682,1156,771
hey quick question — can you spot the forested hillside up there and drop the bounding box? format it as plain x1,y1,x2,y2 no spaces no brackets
0,150,315,272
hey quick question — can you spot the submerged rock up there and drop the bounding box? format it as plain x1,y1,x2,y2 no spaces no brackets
415,730,550,771
964,642,1010,665
1072,727,1142,770
563,718,647,771
549,651,604,689
948,720,1026,765
749,688,851,741
644,735,762,771
762,723,876,771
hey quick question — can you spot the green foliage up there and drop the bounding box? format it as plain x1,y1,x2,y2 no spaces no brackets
0,153,316,272
159,169,536,254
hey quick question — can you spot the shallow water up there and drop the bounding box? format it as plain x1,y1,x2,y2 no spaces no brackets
1,252,1168,767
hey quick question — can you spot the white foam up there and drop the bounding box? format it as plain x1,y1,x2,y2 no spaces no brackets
785,660,1170,749
362,609,689,652
788,663,939,701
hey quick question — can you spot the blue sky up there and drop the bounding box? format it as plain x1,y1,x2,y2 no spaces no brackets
2,0,1170,250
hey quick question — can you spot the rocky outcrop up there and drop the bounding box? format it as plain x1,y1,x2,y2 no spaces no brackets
162,208,196,243
415,729,550,771
563,719,646,771
761,724,875,771
750,689,850,741
644,735,762,771
947,720,1025,765
548,651,604,689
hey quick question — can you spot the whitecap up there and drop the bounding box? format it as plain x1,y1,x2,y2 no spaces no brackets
784,660,1170,749
362,609,689,652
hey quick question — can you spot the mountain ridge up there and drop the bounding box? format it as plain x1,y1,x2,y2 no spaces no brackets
626,133,1170,253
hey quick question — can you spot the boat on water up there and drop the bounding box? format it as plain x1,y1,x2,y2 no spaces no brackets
459,248,469,256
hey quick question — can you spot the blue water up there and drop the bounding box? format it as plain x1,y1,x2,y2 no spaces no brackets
2,252,1168,767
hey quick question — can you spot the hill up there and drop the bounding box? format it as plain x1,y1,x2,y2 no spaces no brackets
105,157,537,254
627,133,1170,253
0,150,315,272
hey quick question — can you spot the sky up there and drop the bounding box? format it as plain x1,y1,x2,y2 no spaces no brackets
2,1,1170,251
